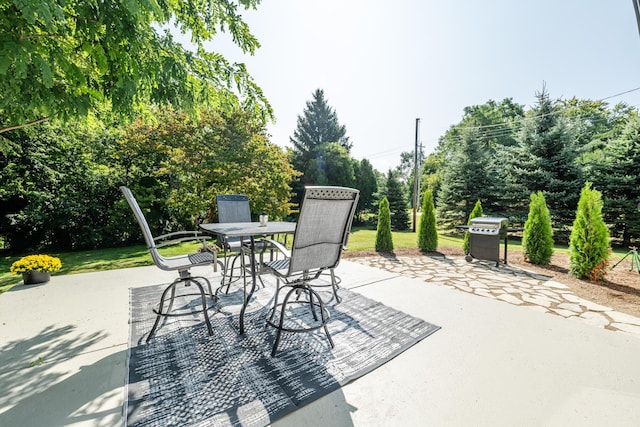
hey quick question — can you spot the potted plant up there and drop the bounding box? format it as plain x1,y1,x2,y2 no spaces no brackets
10,254,62,284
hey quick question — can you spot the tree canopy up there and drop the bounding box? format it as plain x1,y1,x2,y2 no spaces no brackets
589,114,640,246
0,106,297,254
289,88,354,204
505,86,582,237
0,0,270,137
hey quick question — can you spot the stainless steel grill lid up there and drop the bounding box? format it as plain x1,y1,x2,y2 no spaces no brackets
469,217,508,235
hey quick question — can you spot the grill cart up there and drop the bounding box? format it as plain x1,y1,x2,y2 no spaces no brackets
457,217,519,266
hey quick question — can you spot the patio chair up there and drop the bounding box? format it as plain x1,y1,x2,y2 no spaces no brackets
215,194,253,293
120,186,217,342
261,186,359,356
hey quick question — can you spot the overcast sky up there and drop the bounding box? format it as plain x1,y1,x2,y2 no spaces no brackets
200,0,640,172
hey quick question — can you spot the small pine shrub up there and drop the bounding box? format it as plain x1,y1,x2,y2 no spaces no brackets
522,191,554,265
569,183,610,280
418,189,438,252
375,197,394,252
463,200,483,254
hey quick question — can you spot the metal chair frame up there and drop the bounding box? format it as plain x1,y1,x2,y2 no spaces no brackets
215,194,253,293
261,186,359,356
121,186,218,342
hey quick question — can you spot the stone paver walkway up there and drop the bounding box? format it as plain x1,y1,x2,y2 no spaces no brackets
349,254,640,336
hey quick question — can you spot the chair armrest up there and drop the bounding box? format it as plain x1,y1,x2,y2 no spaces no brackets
259,238,291,258
154,231,213,248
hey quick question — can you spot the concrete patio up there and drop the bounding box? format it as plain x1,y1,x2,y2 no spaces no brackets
1,255,640,426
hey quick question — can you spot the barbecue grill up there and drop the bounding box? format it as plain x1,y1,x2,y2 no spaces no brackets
465,216,509,266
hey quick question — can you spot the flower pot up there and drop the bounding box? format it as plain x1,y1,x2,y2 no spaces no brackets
22,271,51,285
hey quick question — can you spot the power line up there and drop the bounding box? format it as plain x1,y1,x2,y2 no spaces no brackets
365,145,413,159
600,86,640,101
442,86,640,144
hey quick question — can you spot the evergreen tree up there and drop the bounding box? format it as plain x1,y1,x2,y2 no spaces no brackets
353,158,378,222
437,127,497,229
590,115,640,246
569,183,610,280
435,98,524,226
290,89,352,204
522,192,554,265
418,189,438,252
306,142,355,187
385,170,410,230
463,200,483,254
505,86,582,238
375,197,394,252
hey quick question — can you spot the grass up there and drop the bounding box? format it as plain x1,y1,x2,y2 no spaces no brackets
0,226,629,295
0,242,205,295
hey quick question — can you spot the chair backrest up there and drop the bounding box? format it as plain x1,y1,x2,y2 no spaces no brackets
120,186,157,250
288,186,360,274
216,194,252,223
120,186,169,269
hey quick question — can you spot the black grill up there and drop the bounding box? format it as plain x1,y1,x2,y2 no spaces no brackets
466,217,509,265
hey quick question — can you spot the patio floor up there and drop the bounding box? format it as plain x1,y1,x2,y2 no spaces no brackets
1,255,640,426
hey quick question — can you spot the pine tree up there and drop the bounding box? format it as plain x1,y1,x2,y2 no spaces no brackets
437,127,498,228
591,115,640,246
522,192,554,265
354,159,378,222
569,183,610,280
463,200,483,254
290,89,352,204
375,197,394,252
385,170,410,230
505,85,582,239
418,189,438,252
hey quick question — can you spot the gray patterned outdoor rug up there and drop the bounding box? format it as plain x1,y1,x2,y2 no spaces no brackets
125,277,440,427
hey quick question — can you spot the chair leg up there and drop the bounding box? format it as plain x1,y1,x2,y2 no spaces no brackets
306,285,319,321
147,281,178,343
221,252,245,294
330,269,341,303
271,286,299,357
191,277,214,337
311,287,334,349
146,276,215,343
268,277,282,323
269,284,333,357
222,251,232,294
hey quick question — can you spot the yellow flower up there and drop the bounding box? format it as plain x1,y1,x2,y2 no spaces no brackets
10,255,62,274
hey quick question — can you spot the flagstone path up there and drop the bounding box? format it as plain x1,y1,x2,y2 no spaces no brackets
349,254,640,337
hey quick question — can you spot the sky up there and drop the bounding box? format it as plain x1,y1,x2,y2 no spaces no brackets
199,0,640,172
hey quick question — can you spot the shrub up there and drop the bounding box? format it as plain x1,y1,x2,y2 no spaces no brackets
386,170,410,230
375,197,394,252
418,189,438,252
522,192,554,265
569,183,610,280
463,200,483,254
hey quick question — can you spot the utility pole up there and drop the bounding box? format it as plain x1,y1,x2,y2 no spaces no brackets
413,118,420,232
634,0,640,39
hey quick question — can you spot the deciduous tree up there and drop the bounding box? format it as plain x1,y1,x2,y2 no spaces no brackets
0,0,270,137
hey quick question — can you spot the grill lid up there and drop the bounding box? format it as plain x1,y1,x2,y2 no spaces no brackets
469,217,508,235
469,216,508,227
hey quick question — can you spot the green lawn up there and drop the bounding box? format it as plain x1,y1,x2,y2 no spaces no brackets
0,226,627,295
